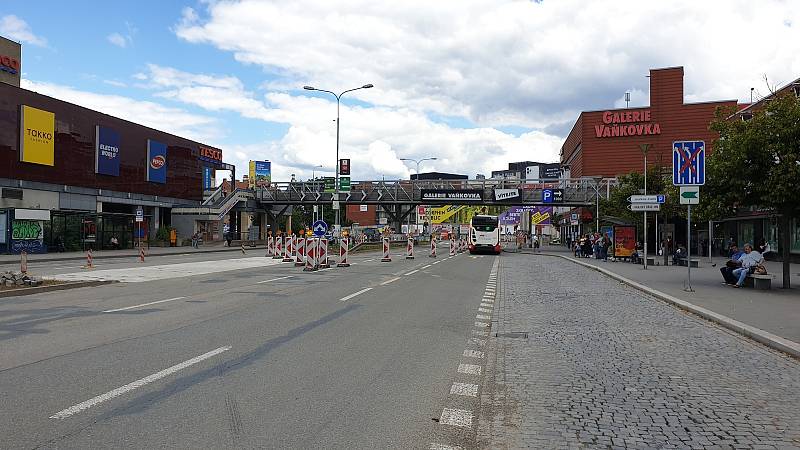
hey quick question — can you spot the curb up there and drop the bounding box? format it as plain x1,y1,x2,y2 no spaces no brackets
0,246,245,265
539,252,800,360
0,280,118,298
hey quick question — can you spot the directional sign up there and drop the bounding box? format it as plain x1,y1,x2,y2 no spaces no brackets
135,206,144,222
679,186,700,205
673,140,706,185
542,188,563,203
323,177,335,193
312,220,328,237
339,176,351,192
629,194,665,204
627,203,661,212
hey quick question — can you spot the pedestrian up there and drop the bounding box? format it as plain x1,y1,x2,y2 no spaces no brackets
533,234,540,252
730,243,764,288
601,233,611,261
191,232,199,249
110,235,119,250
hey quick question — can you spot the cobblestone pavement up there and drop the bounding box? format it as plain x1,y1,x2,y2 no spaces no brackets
478,253,800,449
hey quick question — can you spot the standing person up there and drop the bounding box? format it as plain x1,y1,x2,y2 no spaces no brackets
601,233,611,261
731,243,764,288
532,234,540,253
191,231,198,249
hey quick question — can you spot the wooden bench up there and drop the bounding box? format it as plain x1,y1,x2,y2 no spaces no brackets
745,274,772,290
676,257,699,268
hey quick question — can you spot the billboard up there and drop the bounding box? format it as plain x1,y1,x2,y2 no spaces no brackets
146,139,167,184
613,225,637,258
20,105,55,166
421,189,483,203
525,163,560,180
499,206,552,226
255,161,271,187
202,166,213,190
95,126,120,176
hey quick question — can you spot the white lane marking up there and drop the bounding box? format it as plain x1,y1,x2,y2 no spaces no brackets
339,287,373,302
421,264,432,269
405,269,419,275
380,277,401,286
458,363,482,375
363,259,374,262
102,297,186,313
50,346,231,419
463,349,484,358
476,314,491,320
474,322,489,328
257,275,293,284
439,408,473,428
473,329,489,336
478,308,492,313
432,261,441,265
430,444,463,450
450,382,479,397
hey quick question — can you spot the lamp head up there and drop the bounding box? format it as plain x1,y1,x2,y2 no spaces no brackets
303,86,315,91
362,84,374,89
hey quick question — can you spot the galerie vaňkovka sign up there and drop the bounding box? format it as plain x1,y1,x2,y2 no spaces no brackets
594,110,662,138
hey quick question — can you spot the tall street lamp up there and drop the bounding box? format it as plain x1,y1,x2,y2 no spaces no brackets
400,157,437,233
303,83,374,232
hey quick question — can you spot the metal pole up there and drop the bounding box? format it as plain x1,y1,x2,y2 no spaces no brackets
643,153,648,270
685,204,693,291
595,183,599,232
655,213,659,263
708,220,713,264
335,96,340,232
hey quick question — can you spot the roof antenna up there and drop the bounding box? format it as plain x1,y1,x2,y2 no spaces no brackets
625,92,630,109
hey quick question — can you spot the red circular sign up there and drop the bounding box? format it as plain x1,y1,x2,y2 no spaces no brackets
150,155,165,169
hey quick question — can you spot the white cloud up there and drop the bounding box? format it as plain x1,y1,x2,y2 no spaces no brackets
0,15,47,46
107,32,128,48
20,79,222,144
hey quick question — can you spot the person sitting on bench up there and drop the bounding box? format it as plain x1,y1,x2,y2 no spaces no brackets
731,243,764,288
720,244,744,285
672,244,687,265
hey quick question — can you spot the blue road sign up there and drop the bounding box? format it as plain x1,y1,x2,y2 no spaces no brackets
657,194,666,204
673,141,705,185
312,220,328,237
542,189,554,203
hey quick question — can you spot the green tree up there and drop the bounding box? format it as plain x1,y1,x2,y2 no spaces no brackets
706,92,800,289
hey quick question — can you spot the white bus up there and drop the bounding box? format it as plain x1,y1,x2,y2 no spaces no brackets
469,214,501,254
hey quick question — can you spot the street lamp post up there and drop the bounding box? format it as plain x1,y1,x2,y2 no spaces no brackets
303,83,373,233
400,157,437,233
639,143,651,270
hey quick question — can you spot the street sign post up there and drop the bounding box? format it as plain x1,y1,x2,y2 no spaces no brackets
679,186,699,205
312,220,328,237
339,176,351,192
542,188,563,203
627,203,661,212
673,141,706,185
136,206,144,252
629,195,665,204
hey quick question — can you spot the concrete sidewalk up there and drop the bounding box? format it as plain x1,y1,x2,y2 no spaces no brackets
527,245,800,347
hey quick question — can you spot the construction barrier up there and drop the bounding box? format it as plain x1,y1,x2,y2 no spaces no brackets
319,238,330,268
338,237,350,267
20,251,27,274
295,236,306,267
381,237,392,262
83,249,95,269
304,238,318,271
241,242,246,255
429,236,437,258
450,238,456,256
139,246,145,263
267,236,274,257
273,236,283,259
406,238,414,259
283,236,294,262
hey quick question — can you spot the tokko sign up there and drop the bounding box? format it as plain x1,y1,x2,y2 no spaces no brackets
594,110,662,138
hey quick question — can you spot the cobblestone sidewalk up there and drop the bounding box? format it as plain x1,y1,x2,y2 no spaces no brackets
478,253,800,449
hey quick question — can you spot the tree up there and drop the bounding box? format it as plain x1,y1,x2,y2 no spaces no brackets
707,92,800,289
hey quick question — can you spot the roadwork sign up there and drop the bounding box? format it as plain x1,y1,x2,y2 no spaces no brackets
673,140,705,185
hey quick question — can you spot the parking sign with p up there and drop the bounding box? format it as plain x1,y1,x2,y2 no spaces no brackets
673,141,705,185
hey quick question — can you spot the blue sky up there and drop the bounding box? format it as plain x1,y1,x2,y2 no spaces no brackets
2,1,798,182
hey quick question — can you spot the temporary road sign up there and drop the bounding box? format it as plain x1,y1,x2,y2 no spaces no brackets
679,186,700,205
629,194,665,204
673,140,706,185
312,220,328,237
627,203,661,212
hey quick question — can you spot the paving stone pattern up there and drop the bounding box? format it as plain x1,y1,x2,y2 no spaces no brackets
478,253,800,449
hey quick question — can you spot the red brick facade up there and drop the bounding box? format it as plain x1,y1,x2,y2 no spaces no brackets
346,204,377,226
560,67,741,178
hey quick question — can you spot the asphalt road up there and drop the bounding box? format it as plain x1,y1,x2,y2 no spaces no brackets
0,248,495,448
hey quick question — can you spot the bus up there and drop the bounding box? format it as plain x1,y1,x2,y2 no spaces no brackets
469,214,501,254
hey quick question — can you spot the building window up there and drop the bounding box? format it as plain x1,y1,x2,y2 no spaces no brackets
792,218,800,254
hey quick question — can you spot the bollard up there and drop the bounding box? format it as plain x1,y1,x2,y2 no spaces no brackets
273,236,283,259
83,249,95,269
338,237,350,267
406,237,414,259
241,242,246,255
450,238,456,256
267,236,274,257
20,251,28,274
304,237,318,271
283,236,294,262
139,246,145,263
430,236,437,258
381,237,392,262
319,238,330,268
295,236,306,267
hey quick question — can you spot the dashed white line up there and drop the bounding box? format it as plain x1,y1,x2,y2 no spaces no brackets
380,277,401,286
257,275,293,284
421,264,432,269
450,382,479,397
50,346,231,419
476,314,491,320
458,363,482,375
478,308,492,313
473,329,489,336
474,321,489,328
339,287,373,302
432,261,441,265
430,444,463,450
463,349,484,359
405,269,419,275
439,408,473,428
102,297,186,313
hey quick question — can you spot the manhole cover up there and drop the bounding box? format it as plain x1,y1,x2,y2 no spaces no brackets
495,331,528,339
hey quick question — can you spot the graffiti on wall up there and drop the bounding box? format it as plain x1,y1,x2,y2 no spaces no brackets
11,220,43,240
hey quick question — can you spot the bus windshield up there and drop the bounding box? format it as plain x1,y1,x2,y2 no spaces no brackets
471,215,498,232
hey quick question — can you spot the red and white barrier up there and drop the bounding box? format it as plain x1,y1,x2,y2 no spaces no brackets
295,236,306,266
381,237,392,262
283,236,294,262
319,238,330,268
267,236,274,257
273,236,284,259
139,246,145,263
304,238,318,271
450,238,456,256
338,237,350,267
406,238,414,259
20,251,28,274
429,236,437,258
83,249,95,269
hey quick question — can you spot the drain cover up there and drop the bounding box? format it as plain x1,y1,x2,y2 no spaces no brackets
495,331,528,339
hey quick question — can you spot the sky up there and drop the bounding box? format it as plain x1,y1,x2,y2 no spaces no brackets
2,0,799,183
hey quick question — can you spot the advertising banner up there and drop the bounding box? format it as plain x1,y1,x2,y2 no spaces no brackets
146,140,167,183
202,166,213,189
428,205,465,224
254,161,271,187
249,161,256,188
493,189,520,201
95,126,120,176
499,206,552,226
421,189,483,203
613,225,637,258
20,105,55,166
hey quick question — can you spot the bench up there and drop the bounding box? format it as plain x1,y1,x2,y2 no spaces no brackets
745,274,772,290
676,257,699,268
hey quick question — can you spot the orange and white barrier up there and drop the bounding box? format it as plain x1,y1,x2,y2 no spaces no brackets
20,251,28,274
406,238,414,259
381,237,392,262
273,236,283,259
283,236,294,262
319,238,330,268
267,236,274,257
338,237,350,267
429,236,437,258
295,236,306,266
83,249,95,269
304,238,318,271
450,238,456,256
